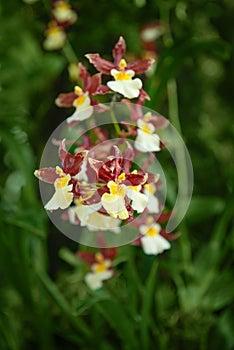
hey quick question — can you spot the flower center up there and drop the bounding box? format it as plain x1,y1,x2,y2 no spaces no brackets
117,173,126,182
144,183,155,195
141,122,152,134
56,1,71,10
108,181,126,196
145,226,159,236
73,94,87,107
54,174,70,189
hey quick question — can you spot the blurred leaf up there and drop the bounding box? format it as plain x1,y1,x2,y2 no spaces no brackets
140,261,158,350
186,196,225,224
96,299,138,349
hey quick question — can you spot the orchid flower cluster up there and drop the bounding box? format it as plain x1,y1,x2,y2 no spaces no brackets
35,36,179,290
43,0,77,51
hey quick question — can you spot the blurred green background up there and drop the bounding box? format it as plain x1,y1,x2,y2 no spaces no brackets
0,0,234,349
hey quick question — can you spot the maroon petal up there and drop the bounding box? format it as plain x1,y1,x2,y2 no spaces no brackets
122,142,134,173
96,85,111,94
160,229,180,241
124,173,148,186
87,73,102,94
63,151,86,176
137,89,151,105
55,92,77,107
150,115,169,129
85,54,115,75
78,62,89,89
99,163,116,182
34,167,58,184
84,185,109,205
58,139,67,163
112,36,126,65
127,58,155,74
77,251,96,265
88,158,104,176
154,211,174,224
101,247,117,260
146,172,160,184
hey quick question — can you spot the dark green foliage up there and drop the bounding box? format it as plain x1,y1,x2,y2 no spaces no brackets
0,1,233,349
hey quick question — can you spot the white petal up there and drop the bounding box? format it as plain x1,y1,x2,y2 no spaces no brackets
87,212,121,233
147,195,160,213
141,235,171,255
85,273,103,290
67,106,93,123
137,119,155,133
126,189,148,213
43,31,66,51
77,161,88,182
67,207,78,224
107,79,142,99
101,193,128,219
74,202,102,226
44,186,73,210
85,270,113,290
134,129,160,152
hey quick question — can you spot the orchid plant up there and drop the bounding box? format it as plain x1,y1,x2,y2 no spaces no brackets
35,36,178,290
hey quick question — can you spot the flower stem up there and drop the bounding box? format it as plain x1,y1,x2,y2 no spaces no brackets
62,40,78,63
159,4,192,264
110,103,121,136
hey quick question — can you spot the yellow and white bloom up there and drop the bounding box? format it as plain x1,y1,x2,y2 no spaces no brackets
44,167,73,210
85,253,113,290
107,59,142,99
101,180,128,220
135,113,161,152
52,1,77,24
139,219,170,255
43,22,66,51
66,86,93,123
101,173,148,220
144,183,160,213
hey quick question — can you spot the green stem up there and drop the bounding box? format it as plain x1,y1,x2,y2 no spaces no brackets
62,40,78,63
159,4,192,264
110,105,121,136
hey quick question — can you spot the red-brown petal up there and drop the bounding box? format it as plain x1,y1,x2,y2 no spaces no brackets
112,36,126,65
101,247,118,260
78,62,89,89
127,58,155,74
77,251,96,265
160,229,180,241
63,152,86,176
34,167,59,184
87,73,102,94
85,54,115,75
55,92,77,107
124,173,148,186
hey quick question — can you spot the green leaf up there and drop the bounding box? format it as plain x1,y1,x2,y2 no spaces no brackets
96,299,138,349
186,196,225,224
140,261,158,350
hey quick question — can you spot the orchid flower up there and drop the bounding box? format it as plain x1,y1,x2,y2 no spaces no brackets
134,112,161,152
88,144,159,220
34,140,87,210
56,63,108,123
139,217,171,255
86,36,154,99
78,249,117,290
43,21,66,51
52,1,77,25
